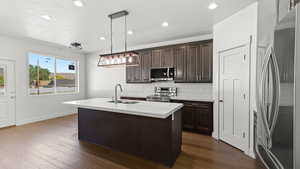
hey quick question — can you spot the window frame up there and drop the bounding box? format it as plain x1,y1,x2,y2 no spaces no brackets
27,52,80,96
0,64,7,96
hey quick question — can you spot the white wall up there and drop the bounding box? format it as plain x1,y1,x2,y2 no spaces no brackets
213,2,258,158
0,35,86,125
86,35,214,101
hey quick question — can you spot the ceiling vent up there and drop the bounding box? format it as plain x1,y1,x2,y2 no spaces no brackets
70,42,83,50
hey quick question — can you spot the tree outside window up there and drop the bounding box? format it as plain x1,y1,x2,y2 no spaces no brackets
28,53,78,95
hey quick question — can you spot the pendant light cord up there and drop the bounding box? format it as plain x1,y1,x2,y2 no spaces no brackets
110,17,113,54
124,15,127,52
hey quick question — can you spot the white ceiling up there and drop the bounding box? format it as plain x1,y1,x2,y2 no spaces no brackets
0,0,256,53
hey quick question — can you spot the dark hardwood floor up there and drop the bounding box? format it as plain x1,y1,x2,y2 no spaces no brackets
0,115,263,169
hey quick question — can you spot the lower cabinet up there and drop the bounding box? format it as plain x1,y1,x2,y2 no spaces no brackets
172,100,213,135
120,97,213,135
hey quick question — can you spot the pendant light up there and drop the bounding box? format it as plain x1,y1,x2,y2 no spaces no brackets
98,10,140,67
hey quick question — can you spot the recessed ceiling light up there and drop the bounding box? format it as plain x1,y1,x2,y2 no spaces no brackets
100,37,105,40
127,30,133,35
41,15,52,21
73,0,84,7
208,2,218,10
162,21,169,27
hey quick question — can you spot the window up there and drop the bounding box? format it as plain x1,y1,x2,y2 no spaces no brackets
28,53,78,95
0,66,5,96
56,59,77,93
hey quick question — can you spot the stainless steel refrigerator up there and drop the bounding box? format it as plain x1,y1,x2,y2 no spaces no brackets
255,0,299,169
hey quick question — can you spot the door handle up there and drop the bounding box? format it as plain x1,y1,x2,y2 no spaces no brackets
10,96,16,99
219,100,223,102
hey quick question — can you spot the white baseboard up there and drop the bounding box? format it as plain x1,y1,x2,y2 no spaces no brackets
16,112,77,126
245,149,256,159
212,131,219,140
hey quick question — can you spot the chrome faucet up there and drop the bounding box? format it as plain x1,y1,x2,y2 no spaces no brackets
114,84,123,104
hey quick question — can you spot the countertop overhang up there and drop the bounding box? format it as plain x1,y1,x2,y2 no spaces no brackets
64,98,183,119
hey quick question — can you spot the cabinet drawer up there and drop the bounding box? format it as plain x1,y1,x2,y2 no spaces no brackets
183,102,209,109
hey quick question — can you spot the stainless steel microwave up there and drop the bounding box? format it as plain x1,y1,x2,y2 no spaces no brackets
150,68,174,81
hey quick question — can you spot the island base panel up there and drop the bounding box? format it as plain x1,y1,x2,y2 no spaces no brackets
78,108,182,167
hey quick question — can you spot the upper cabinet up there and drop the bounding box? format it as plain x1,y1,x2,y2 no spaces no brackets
186,44,199,82
140,50,152,82
151,49,162,68
199,42,213,82
161,47,174,68
175,41,213,83
126,50,151,83
174,46,187,82
126,40,213,83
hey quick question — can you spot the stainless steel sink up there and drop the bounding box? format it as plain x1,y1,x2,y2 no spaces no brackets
107,100,139,104
121,101,139,104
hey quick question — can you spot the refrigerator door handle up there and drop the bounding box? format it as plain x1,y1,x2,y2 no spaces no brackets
255,45,284,169
258,45,272,145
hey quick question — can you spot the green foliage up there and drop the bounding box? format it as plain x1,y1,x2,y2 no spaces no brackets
0,75,4,87
29,65,51,85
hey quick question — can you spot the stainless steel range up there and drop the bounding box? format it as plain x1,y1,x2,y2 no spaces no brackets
146,87,177,102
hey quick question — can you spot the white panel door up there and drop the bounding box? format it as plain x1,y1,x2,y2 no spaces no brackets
219,45,250,151
0,60,16,128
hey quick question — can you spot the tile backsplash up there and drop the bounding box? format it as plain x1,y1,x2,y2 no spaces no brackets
122,82,213,100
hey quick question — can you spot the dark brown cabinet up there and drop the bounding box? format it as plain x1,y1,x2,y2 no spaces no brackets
161,47,174,68
174,41,213,83
126,40,213,83
126,50,152,83
199,43,213,82
173,100,213,135
121,96,213,136
174,46,187,82
186,44,199,82
126,66,135,83
151,49,162,68
140,50,152,82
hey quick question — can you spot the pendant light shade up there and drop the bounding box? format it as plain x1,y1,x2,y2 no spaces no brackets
98,10,140,67
98,51,140,67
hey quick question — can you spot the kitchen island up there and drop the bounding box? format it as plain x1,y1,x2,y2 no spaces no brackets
64,98,183,167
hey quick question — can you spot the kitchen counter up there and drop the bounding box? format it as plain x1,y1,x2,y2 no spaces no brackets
64,97,183,167
64,98,183,119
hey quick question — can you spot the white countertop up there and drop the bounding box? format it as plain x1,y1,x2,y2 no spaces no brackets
64,98,183,119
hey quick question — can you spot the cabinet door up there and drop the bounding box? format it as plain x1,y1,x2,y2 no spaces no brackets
133,65,141,82
161,48,174,68
174,46,186,82
151,49,162,68
200,43,213,82
194,108,210,134
186,45,199,82
140,50,152,82
182,107,195,130
126,66,135,83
